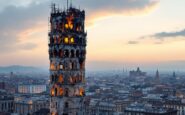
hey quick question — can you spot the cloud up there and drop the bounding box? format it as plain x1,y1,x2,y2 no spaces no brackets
0,0,160,52
150,29,185,39
0,0,47,11
128,41,139,45
76,0,160,25
0,2,48,52
140,28,185,42
86,0,159,14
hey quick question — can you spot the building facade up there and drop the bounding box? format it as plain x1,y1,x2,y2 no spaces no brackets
18,84,46,94
48,3,87,115
14,96,49,115
124,103,177,115
0,91,14,113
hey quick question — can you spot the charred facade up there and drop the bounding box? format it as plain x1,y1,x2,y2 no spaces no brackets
48,4,87,115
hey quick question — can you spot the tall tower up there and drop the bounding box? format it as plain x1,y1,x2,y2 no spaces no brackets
48,3,87,115
155,70,160,84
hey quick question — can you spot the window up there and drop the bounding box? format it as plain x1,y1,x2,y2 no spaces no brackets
65,24,69,29
59,88,64,96
58,75,64,83
57,36,61,44
70,37,75,44
76,50,79,58
60,64,64,70
79,88,85,96
64,37,69,44
65,102,69,108
59,50,63,58
51,88,55,96
65,89,69,97
51,75,55,82
69,62,73,70
54,36,57,44
69,77,73,84
64,50,69,57
71,50,75,58
55,88,58,96
50,62,56,70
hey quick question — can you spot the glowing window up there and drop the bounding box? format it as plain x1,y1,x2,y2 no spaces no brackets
51,88,55,96
60,64,64,70
69,24,73,29
59,88,64,96
58,75,64,83
65,24,69,29
50,63,55,70
64,37,69,44
79,88,84,96
70,37,74,43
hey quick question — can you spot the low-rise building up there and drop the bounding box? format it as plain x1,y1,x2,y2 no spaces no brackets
18,84,46,94
14,95,49,115
125,103,177,115
0,90,14,113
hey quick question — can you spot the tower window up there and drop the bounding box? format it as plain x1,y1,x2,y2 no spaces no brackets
57,36,61,44
54,36,57,44
64,50,69,57
50,62,56,71
65,89,69,97
64,37,69,44
51,75,55,82
69,62,73,70
69,77,73,84
58,75,64,83
79,88,85,96
59,88,64,96
70,37,75,44
66,15,74,30
65,24,69,29
71,50,75,58
76,50,79,58
60,64,64,70
54,74,58,82
65,102,69,108
55,88,58,96
59,50,63,58
51,88,55,96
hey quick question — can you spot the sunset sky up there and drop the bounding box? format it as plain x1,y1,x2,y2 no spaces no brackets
0,0,185,71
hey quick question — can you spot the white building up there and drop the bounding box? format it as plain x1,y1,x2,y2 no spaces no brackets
18,84,46,94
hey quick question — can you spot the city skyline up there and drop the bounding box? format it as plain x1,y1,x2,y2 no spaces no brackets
0,0,185,71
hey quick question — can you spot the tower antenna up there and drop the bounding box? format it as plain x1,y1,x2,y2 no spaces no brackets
67,0,69,10
70,0,72,8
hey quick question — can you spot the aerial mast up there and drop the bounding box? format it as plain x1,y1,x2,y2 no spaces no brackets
70,0,72,7
67,0,69,9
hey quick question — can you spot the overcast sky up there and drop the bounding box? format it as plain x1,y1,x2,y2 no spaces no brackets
0,0,185,71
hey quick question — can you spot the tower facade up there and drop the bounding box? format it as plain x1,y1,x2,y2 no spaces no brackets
48,3,87,115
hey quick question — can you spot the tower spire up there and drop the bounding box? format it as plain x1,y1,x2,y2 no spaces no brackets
67,0,69,9
70,0,72,7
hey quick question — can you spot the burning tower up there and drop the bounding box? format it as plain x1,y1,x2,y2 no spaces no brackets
48,2,87,115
